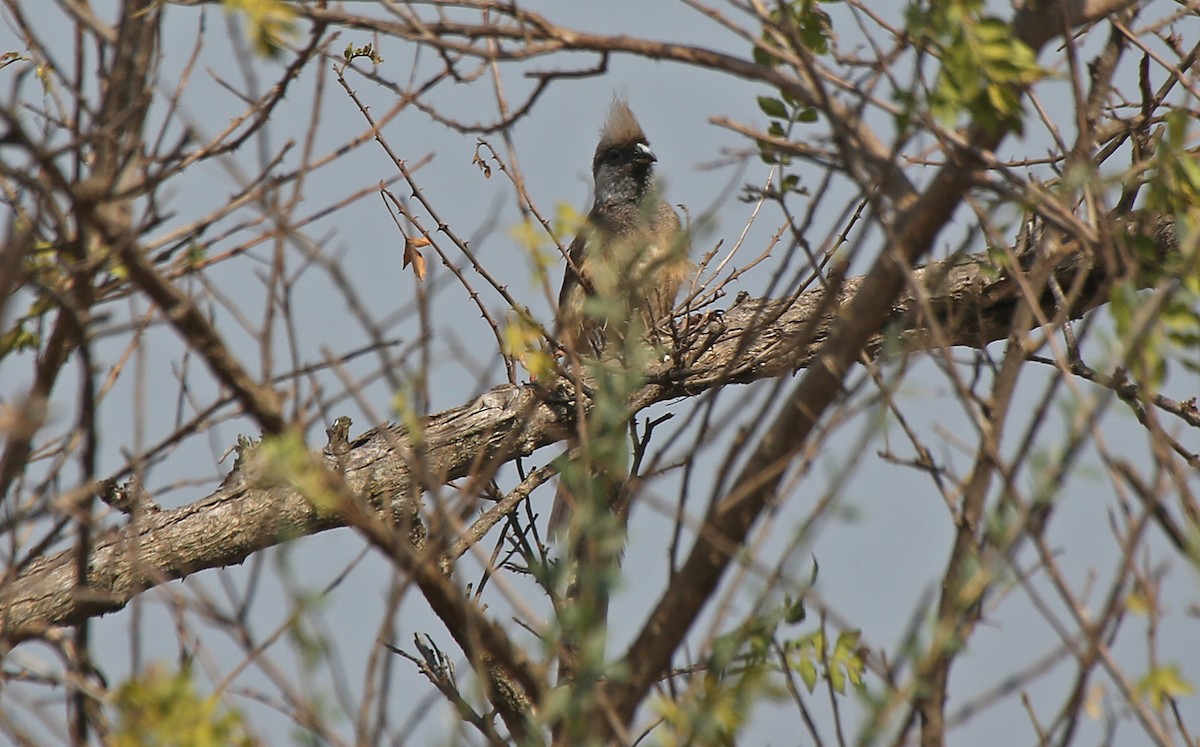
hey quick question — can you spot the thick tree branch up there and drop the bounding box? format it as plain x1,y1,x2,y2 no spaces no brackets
0,209,1174,649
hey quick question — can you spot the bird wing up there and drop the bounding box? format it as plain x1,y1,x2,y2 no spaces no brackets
558,228,590,310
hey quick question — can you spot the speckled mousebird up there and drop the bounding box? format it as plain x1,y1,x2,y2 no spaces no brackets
550,98,692,537
555,98,692,356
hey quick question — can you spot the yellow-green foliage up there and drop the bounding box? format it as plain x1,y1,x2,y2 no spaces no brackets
256,430,343,513
222,0,298,59
112,665,252,747
1108,111,1200,386
1147,110,1200,218
654,596,867,745
1137,664,1195,711
502,309,555,380
908,0,1046,135
752,0,834,65
508,202,585,286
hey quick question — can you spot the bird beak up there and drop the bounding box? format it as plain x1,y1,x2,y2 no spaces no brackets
634,142,657,164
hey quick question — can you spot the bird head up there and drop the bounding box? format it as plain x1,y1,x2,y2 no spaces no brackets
591,99,657,209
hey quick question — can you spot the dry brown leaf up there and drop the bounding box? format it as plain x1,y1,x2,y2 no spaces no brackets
403,235,430,280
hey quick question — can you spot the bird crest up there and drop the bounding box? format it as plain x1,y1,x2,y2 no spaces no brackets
599,98,648,148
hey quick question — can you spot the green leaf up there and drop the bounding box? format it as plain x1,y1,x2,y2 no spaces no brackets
753,44,780,68
185,242,206,268
917,4,1045,134
222,0,299,59
502,311,554,380
783,596,806,624
829,659,845,693
798,657,819,692
1137,664,1195,710
757,96,788,119
831,630,866,691
0,321,40,358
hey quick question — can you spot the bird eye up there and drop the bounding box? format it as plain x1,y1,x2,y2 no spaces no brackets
603,148,622,164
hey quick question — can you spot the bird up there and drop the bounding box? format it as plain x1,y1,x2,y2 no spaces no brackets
549,98,692,538
555,98,692,357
